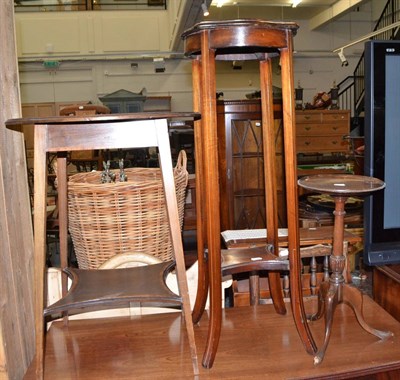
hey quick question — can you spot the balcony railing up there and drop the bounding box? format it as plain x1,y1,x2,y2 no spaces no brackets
14,0,167,12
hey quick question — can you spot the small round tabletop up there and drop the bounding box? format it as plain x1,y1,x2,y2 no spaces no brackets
298,174,385,196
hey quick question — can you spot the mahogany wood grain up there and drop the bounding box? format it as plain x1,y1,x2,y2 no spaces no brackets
182,19,316,369
23,297,400,379
260,58,286,316
280,40,317,356
221,248,289,275
299,174,389,365
196,28,223,369
191,58,210,324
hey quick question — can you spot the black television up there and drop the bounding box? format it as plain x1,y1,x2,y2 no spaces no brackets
364,40,400,266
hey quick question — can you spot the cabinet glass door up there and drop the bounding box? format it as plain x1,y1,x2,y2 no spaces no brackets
231,119,265,229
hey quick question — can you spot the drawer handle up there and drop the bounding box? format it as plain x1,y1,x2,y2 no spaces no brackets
305,126,311,131
255,122,261,127
332,126,338,131
304,116,311,120
332,141,338,145
305,141,311,146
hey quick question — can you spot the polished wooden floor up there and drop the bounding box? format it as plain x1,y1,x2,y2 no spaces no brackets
24,296,400,379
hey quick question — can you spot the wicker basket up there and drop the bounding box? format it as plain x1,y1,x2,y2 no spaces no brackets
67,150,188,269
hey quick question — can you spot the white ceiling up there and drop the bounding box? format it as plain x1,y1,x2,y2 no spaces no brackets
210,0,338,7
172,0,373,52
207,0,370,27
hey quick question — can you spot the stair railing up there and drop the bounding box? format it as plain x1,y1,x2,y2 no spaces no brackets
350,0,400,118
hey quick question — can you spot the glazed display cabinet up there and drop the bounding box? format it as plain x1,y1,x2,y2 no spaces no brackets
217,99,285,230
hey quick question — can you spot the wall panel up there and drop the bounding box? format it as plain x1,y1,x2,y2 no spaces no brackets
18,17,81,55
16,11,170,59
100,16,160,52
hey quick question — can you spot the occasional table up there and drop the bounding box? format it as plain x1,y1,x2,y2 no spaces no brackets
6,112,200,378
298,174,392,364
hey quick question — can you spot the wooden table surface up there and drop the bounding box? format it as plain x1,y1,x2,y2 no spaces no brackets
24,296,400,379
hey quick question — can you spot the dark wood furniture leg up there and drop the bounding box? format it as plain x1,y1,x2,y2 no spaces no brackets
260,57,286,315
191,58,209,324
280,44,317,355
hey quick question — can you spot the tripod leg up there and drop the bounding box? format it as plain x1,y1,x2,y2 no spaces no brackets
342,285,393,340
314,284,339,365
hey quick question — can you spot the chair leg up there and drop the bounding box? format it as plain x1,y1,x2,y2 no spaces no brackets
268,272,286,314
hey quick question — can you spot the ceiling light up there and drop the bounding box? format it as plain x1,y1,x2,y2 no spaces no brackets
201,2,209,16
292,0,302,7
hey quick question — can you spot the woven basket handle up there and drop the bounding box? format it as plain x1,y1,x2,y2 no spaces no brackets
175,150,188,171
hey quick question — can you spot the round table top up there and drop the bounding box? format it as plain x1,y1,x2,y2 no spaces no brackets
298,174,385,196
5,112,200,127
181,19,299,39
182,19,299,60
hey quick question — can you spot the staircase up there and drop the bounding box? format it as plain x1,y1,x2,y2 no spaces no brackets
338,0,400,130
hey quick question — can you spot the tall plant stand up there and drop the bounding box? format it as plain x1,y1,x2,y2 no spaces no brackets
298,174,393,365
182,19,317,368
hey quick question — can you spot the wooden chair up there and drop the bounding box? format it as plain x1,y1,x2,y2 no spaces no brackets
6,112,199,379
221,226,362,304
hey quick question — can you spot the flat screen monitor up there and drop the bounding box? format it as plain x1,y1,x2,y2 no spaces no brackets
364,40,400,265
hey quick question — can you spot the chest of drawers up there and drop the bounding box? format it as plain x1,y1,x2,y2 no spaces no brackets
296,109,350,154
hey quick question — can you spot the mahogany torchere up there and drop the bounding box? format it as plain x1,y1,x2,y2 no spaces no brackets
6,113,200,379
182,19,317,368
298,174,392,364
